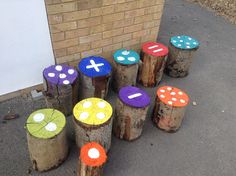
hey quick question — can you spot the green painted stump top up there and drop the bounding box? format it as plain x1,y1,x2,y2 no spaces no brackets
26,109,66,139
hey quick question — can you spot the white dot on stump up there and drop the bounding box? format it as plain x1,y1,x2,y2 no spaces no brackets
55,65,62,71
167,87,172,91
48,73,55,78
88,148,100,159
97,102,106,108
96,112,105,120
186,46,190,48
188,37,192,40
117,56,125,61
186,42,190,45
173,40,177,43
168,101,173,105
80,112,89,120
177,36,181,39
122,50,130,55
63,80,70,85
178,44,182,47
59,73,67,79
180,40,183,42
160,94,165,98
178,91,183,95
45,122,57,132
170,92,176,95
193,42,197,45
128,57,136,61
160,89,165,93
172,97,177,101
33,113,45,122
180,99,186,103
68,69,75,75
83,101,92,108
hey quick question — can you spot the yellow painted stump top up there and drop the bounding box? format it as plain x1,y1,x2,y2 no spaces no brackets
73,98,112,126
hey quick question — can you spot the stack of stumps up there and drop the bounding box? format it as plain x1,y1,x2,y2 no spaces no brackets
25,35,200,175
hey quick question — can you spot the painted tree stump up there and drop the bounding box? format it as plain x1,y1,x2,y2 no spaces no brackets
26,109,68,172
78,142,107,176
43,64,78,116
165,35,200,77
113,86,151,141
73,98,113,152
152,86,189,132
78,56,112,99
138,42,169,87
112,49,140,92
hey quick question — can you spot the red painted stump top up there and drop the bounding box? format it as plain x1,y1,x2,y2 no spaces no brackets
80,142,107,167
157,86,189,107
142,42,169,57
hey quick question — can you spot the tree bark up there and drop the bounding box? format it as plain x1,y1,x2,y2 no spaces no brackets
27,128,68,172
73,117,113,152
79,73,111,100
152,97,186,132
138,52,167,87
113,99,149,141
77,159,103,176
43,77,78,116
165,43,197,78
112,62,139,92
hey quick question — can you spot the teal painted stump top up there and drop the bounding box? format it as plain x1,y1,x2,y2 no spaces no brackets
113,49,140,65
170,35,199,50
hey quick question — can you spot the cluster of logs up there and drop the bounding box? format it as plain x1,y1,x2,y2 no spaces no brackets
25,35,199,175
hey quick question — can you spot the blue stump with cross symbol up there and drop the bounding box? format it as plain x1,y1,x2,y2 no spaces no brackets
78,56,112,99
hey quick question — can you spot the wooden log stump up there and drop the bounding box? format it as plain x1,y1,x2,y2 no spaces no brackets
78,56,112,99
77,142,107,176
43,64,79,116
73,98,113,152
165,35,200,77
113,86,151,141
26,109,68,172
152,86,189,132
112,49,140,92
138,42,169,87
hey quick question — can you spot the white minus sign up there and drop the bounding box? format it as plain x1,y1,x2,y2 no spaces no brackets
153,48,163,53
148,45,158,49
128,93,142,99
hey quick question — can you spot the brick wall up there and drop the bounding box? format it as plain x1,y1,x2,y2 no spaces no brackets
44,0,165,65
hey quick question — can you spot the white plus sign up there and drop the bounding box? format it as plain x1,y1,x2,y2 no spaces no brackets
86,59,104,72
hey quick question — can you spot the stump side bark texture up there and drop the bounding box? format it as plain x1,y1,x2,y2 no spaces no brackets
112,62,139,92
113,99,149,141
44,79,78,116
165,44,196,78
152,97,186,132
27,129,68,172
138,54,167,87
26,109,68,172
73,118,113,152
79,73,111,99
78,160,103,176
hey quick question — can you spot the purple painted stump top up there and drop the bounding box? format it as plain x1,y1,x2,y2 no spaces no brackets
43,64,78,85
119,86,150,108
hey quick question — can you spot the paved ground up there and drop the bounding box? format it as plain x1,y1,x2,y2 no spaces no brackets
0,0,236,175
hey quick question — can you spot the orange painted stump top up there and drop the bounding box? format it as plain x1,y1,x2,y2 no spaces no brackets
157,86,189,107
142,42,169,57
80,142,107,167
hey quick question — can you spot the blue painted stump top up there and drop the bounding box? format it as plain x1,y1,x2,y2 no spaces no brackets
43,64,78,85
113,49,140,65
119,86,151,108
170,35,200,50
78,56,112,78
